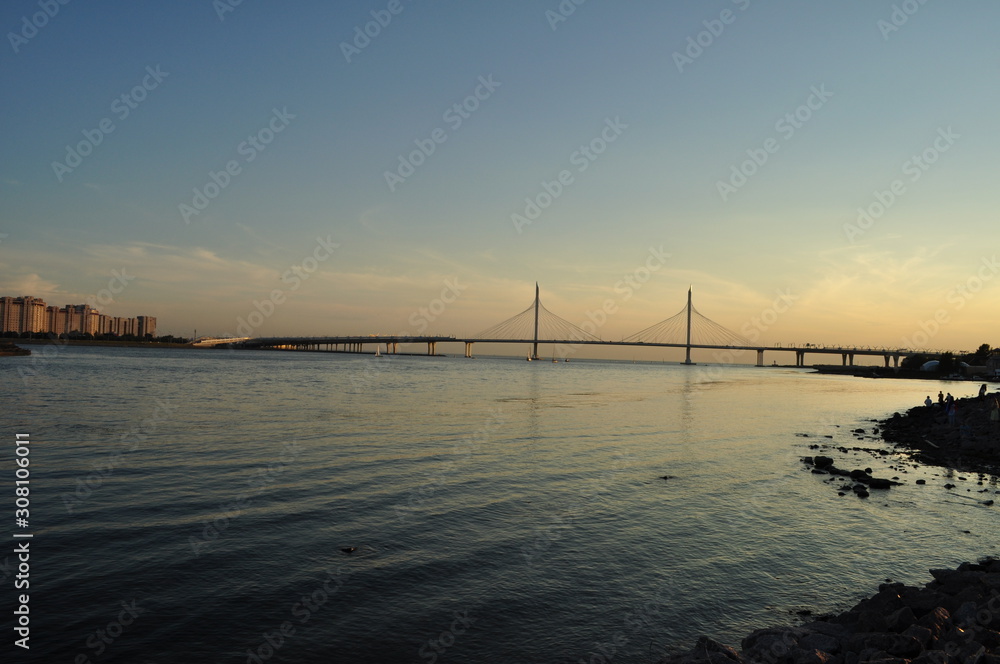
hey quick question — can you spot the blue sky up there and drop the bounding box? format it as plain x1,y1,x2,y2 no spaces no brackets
2,1,999,354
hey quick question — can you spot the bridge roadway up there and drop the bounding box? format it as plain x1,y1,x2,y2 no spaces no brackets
234,336,933,367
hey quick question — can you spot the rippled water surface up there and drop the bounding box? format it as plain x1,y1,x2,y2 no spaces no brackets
3,346,997,663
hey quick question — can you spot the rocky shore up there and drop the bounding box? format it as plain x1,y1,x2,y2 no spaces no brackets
878,396,1000,477
661,400,999,664
660,559,1000,664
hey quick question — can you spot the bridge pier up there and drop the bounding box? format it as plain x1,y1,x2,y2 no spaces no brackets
465,342,474,358
756,350,764,367
427,341,437,355
841,353,855,366
796,350,805,367
392,343,398,354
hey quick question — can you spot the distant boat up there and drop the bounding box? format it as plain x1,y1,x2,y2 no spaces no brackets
375,348,381,357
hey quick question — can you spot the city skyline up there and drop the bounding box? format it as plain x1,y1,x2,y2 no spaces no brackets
0,294,156,338
2,2,999,352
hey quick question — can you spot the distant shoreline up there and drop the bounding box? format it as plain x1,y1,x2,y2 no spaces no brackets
812,364,999,382
11,338,194,349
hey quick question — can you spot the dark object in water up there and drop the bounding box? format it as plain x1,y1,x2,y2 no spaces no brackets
0,343,30,356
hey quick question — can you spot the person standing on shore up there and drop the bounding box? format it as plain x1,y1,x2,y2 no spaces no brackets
991,398,999,438
979,384,988,400
947,401,958,427
938,391,944,405
924,396,933,408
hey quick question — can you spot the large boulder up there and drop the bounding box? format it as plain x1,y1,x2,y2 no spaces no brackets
915,606,951,641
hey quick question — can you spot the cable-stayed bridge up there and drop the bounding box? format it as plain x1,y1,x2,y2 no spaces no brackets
233,285,946,367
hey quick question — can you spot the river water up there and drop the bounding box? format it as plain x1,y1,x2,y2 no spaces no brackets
2,345,997,663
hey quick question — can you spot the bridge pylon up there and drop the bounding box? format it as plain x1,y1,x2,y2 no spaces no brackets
532,282,539,361
683,286,695,365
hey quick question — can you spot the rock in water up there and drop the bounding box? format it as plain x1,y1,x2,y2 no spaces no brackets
813,456,835,469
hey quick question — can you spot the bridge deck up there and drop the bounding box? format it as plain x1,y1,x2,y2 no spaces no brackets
236,336,938,357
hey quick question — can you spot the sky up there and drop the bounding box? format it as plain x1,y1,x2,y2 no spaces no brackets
1,1,999,358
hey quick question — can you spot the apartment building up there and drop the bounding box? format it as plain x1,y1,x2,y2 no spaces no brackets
1,296,157,337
